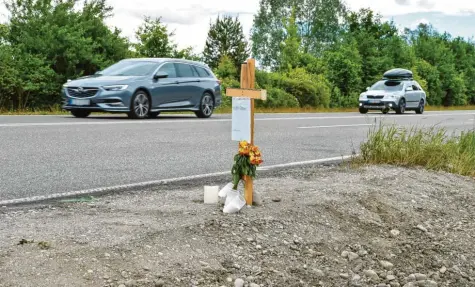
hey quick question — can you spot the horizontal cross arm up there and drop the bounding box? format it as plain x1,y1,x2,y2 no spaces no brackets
226,88,267,100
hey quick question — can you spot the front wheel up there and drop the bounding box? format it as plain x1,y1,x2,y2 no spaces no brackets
415,100,425,114
71,110,91,118
359,107,368,114
195,93,214,118
395,98,406,114
128,91,150,119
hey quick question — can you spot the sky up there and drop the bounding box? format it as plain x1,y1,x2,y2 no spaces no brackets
1,0,475,52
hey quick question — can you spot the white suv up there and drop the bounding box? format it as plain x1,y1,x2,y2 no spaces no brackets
358,68,427,114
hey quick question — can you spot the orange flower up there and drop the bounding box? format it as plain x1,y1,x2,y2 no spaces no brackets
239,141,249,148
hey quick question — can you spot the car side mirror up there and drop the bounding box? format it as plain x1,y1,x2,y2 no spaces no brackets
366,87,370,91
154,71,168,79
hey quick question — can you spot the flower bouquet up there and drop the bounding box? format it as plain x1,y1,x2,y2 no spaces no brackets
218,141,263,213
231,140,263,189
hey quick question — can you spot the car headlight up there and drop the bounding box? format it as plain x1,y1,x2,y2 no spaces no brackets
359,93,366,100
103,85,128,91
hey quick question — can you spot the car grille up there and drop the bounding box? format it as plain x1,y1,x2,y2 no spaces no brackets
367,95,384,99
67,87,99,98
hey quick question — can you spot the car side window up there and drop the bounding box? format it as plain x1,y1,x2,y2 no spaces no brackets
195,66,211,77
158,63,177,78
175,63,195,77
412,82,419,90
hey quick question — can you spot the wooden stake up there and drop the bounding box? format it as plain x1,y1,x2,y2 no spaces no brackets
245,59,256,206
227,58,266,206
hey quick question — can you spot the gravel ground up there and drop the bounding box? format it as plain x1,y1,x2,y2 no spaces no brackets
1,164,475,287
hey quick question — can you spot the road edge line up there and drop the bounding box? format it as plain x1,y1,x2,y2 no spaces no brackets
0,155,354,207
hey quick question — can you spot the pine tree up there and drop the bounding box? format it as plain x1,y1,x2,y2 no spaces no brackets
202,15,250,74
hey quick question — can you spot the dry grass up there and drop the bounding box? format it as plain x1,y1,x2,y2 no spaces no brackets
353,123,475,178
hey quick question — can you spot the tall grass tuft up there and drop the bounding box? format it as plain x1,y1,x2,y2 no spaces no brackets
357,124,475,177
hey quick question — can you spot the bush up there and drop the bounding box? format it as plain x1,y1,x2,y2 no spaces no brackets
357,124,475,177
218,77,240,108
256,68,331,108
255,87,299,108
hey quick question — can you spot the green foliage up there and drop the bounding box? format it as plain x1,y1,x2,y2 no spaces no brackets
203,15,249,72
134,16,198,60
134,16,177,58
251,0,347,69
279,6,301,71
358,124,475,178
2,0,130,110
215,56,240,108
255,87,299,109
323,38,363,97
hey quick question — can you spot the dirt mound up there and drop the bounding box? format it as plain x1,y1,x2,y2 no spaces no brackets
1,165,475,286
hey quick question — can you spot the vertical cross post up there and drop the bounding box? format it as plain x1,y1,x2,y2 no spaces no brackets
226,58,266,206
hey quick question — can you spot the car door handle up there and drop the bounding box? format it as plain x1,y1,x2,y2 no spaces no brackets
174,81,179,84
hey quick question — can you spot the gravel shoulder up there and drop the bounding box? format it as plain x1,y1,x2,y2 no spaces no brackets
1,164,475,287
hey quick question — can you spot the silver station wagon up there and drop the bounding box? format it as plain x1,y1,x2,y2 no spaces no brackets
62,58,222,119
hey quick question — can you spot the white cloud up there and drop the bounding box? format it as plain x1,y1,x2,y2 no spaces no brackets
410,18,430,29
104,0,259,52
346,0,475,15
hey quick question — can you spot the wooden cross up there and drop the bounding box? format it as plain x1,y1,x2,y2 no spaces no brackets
226,58,267,206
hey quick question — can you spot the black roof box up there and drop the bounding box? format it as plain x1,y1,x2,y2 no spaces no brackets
382,68,413,80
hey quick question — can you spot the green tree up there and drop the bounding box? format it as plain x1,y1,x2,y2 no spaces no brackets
214,55,240,108
202,15,249,73
250,0,347,70
279,6,301,71
323,38,363,99
2,0,131,110
134,16,177,58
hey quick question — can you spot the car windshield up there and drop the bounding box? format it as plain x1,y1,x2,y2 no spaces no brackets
98,61,160,76
369,80,404,91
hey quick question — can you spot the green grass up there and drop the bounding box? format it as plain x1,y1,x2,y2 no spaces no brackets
2,105,475,116
353,123,475,178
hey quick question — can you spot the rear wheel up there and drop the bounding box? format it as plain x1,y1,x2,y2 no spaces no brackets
395,98,406,114
71,110,91,118
415,99,425,114
195,93,214,118
359,107,368,114
128,90,150,119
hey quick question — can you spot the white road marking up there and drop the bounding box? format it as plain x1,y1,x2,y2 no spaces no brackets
1,112,475,128
298,124,372,129
0,155,353,206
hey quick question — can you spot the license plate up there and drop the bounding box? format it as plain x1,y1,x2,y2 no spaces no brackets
70,99,90,106
368,99,381,103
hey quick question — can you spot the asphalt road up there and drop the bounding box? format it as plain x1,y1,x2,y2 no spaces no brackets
1,110,475,201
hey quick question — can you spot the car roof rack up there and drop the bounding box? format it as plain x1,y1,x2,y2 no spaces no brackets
382,68,413,81
382,76,413,81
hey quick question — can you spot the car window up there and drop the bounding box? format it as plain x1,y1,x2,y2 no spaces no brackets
158,63,177,78
175,63,196,77
369,80,404,92
99,61,160,76
195,66,211,77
